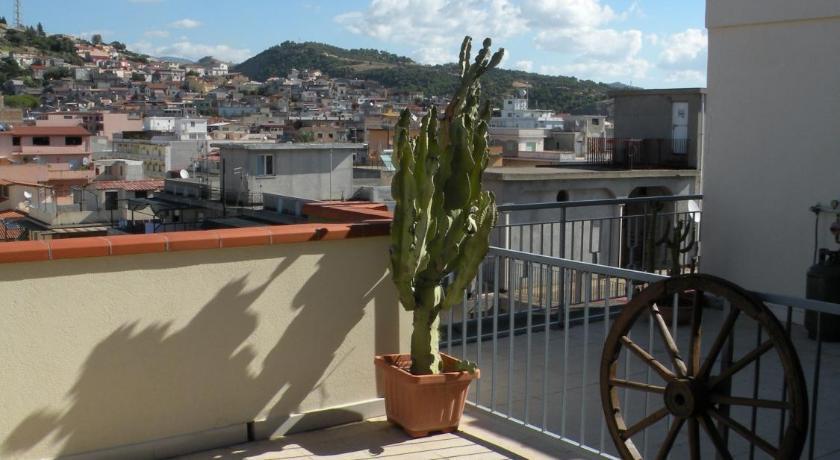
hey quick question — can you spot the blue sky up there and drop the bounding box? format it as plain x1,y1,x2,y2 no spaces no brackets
8,0,708,88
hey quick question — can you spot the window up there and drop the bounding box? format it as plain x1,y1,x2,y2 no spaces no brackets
256,154,274,176
12,137,20,146
592,118,600,126
63,115,73,119
135,191,148,199
105,191,118,210
65,136,83,146
190,121,196,127
0,185,8,198
33,137,50,146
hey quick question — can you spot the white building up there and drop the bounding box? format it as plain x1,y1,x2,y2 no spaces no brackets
143,117,209,141
490,92,564,129
702,1,840,298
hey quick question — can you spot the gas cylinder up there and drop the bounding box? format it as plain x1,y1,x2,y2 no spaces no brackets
806,249,840,341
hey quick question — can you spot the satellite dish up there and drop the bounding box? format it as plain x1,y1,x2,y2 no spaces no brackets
82,157,90,166
23,191,32,200
179,169,190,179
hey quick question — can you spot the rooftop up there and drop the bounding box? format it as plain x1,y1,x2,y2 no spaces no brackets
0,126,92,137
220,143,367,151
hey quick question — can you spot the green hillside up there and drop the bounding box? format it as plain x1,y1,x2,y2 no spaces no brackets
234,41,615,114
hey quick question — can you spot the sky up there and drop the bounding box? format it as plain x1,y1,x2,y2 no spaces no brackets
7,0,708,88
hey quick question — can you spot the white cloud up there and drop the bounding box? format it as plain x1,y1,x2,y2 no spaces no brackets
169,18,201,29
144,29,170,38
514,60,533,72
541,56,651,81
522,0,615,29
335,0,526,64
535,28,642,59
665,69,705,83
659,28,707,65
131,40,251,63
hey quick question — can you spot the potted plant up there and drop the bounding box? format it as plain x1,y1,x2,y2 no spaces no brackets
644,204,697,324
375,36,503,438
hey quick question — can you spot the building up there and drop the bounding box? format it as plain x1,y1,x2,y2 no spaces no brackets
488,93,567,159
0,126,95,203
220,143,362,203
608,88,706,170
143,117,209,140
702,1,840,297
37,112,144,140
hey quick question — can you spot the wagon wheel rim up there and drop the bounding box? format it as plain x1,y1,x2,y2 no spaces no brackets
600,274,808,460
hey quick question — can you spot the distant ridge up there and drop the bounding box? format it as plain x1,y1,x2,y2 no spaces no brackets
234,41,617,114
156,56,194,64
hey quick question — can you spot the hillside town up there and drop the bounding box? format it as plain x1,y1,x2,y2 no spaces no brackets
0,21,700,243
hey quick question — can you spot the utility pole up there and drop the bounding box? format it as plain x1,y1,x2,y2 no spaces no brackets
14,0,21,29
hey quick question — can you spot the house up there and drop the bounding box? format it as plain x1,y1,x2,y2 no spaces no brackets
488,92,565,159
220,143,363,203
608,88,706,170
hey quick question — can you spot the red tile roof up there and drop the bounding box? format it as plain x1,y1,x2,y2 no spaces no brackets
0,126,92,136
0,210,26,220
93,180,164,191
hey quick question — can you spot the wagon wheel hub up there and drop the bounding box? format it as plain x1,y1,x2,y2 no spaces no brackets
664,378,706,418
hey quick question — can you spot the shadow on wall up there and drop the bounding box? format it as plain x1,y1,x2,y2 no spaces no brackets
1,241,399,458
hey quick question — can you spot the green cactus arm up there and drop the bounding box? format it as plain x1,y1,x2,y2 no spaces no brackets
441,192,498,311
389,115,419,310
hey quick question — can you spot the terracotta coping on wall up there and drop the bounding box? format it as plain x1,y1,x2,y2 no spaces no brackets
0,202,393,264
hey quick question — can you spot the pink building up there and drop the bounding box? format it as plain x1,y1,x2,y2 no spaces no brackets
0,126,94,203
37,112,143,140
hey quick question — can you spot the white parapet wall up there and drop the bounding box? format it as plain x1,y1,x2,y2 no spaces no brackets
0,236,409,459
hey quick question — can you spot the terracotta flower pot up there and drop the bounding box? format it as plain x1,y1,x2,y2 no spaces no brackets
374,353,479,438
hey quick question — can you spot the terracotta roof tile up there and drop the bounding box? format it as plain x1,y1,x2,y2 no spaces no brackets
93,180,164,191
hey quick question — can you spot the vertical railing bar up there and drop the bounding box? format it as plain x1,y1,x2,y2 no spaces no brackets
778,305,793,445
600,274,611,454
624,280,633,437
580,271,591,445
808,313,822,460
491,255,500,412
525,260,534,425
542,263,552,431
561,267,570,437
476,261,484,404
447,293,454,355
462,280,468,361
643,294,654,458
507,256,516,418
748,324,763,460
550,222,555,258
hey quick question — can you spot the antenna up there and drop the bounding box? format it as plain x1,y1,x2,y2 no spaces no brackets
14,0,21,29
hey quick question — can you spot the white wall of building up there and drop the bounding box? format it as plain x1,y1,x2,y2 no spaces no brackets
702,1,840,297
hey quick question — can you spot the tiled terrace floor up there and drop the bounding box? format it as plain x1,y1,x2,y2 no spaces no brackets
179,305,839,460
176,407,589,460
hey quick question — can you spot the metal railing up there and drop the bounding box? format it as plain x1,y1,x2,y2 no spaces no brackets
496,195,702,278
586,138,694,169
441,247,838,459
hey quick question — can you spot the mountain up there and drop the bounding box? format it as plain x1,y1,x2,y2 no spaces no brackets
234,41,614,114
157,56,194,64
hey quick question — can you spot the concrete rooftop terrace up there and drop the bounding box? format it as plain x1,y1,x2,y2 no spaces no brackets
484,166,700,181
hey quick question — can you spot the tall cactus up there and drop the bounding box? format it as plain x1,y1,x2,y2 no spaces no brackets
390,36,503,375
656,215,696,276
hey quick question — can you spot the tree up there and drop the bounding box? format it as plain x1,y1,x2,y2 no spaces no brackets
4,94,40,109
91,34,102,45
36,22,45,37
43,67,71,80
0,17,7,25
111,41,126,51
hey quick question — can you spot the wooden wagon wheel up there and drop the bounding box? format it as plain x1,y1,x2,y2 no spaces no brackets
600,274,808,460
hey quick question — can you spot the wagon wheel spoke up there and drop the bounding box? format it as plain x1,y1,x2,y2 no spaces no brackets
654,417,685,460
709,340,774,388
687,417,701,460
708,407,779,457
697,307,740,378
699,413,733,460
688,290,704,376
709,394,790,410
609,378,665,394
620,407,669,440
620,335,676,382
651,302,688,377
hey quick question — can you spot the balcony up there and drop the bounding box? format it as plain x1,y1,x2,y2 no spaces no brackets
586,138,696,170
0,198,837,459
